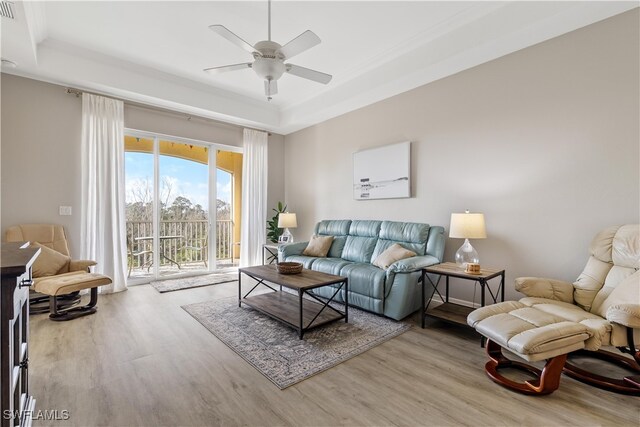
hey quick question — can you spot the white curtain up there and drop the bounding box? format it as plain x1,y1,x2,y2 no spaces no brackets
239,129,268,267
80,93,128,293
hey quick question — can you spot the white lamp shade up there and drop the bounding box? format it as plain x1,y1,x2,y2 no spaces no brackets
278,212,297,228
449,212,487,239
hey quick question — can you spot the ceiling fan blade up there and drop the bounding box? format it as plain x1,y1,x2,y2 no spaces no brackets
286,64,332,84
277,30,321,60
204,63,252,74
209,25,256,55
264,79,278,96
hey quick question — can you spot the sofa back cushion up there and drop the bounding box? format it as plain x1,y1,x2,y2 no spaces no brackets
371,221,430,261
341,220,382,263
314,220,352,258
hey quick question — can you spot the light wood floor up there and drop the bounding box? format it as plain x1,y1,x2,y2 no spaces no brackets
29,282,639,427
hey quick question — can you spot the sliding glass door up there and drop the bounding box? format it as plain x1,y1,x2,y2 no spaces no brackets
124,131,242,283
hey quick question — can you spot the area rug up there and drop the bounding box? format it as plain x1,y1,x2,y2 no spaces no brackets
182,296,411,389
150,273,237,293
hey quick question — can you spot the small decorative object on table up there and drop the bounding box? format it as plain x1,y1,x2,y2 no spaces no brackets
465,263,481,274
277,262,303,275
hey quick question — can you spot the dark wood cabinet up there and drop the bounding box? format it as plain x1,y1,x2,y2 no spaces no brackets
1,243,39,427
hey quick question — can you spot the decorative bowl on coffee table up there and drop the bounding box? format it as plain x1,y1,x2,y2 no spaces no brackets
277,262,303,274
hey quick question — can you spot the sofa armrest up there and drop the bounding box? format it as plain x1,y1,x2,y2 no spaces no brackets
69,259,97,272
278,242,308,260
515,277,574,303
607,304,640,328
387,255,440,274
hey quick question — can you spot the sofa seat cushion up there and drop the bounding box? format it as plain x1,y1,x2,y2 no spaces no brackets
35,271,112,296
283,255,316,269
468,301,591,362
339,263,386,299
311,258,353,275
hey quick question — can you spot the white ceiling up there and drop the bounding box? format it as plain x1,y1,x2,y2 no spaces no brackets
2,1,637,134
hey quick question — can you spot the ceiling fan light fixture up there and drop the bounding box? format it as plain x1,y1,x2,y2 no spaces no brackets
252,57,286,81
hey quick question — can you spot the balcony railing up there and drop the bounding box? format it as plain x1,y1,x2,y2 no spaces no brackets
126,220,235,269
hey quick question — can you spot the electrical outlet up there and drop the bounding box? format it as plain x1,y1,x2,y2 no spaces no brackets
59,206,72,216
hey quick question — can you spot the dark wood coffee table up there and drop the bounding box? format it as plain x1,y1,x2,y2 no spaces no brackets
238,265,348,339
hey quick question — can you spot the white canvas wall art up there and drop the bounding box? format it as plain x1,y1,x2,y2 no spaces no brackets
353,141,411,200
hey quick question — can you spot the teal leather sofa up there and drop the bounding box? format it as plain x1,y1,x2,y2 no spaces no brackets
279,220,445,320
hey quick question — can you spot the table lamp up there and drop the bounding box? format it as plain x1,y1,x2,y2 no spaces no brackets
449,210,487,268
278,212,297,243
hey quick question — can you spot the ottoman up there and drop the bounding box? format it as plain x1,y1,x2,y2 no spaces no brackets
35,271,112,321
468,301,593,395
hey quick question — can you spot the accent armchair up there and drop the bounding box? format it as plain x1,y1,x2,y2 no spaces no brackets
5,224,112,321
468,224,639,395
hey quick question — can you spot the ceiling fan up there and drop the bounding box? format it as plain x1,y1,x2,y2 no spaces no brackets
204,0,332,100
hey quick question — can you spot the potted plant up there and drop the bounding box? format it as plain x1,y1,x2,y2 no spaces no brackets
267,201,287,243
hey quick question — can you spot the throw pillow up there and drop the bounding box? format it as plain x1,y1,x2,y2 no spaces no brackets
373,243,416,270
31,242,70,277
302,235,335,257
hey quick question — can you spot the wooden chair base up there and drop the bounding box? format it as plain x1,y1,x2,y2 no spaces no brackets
485,339,567,395
48,288,99,321
563,349,640,396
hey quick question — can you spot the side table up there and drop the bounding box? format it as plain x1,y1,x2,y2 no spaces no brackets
262,243,279,265
421,262,505,328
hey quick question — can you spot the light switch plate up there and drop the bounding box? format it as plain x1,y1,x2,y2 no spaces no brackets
59,206,72,216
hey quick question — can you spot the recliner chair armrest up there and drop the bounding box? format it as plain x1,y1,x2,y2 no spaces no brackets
515,277,574,303
69,259,98,272
387,255,440,273
607,304,640,328
278,242,308,259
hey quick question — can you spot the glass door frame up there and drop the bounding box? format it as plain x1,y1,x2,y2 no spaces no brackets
125,128,242,285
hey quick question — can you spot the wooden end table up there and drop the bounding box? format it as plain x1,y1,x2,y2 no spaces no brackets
239,265,348,339
421,262,505,328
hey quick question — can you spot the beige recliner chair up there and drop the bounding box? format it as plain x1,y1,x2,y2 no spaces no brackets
468,224,639,395
5,224,112,321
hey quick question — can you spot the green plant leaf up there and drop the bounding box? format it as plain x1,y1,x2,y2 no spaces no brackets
266,201,288,243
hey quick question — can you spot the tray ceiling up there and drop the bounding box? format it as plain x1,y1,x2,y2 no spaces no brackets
2,1,636,134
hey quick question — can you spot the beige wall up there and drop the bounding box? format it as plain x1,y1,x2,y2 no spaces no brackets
284,10,640,302
1,74,285,255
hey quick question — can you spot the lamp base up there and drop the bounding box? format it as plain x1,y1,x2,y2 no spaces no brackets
279,228,294,244
455,238,479,269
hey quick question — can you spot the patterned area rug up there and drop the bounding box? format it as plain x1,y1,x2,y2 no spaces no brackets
182,296,411,389
150,273,238,293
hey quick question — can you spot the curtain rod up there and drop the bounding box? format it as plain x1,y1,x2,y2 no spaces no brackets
65,87,272,136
